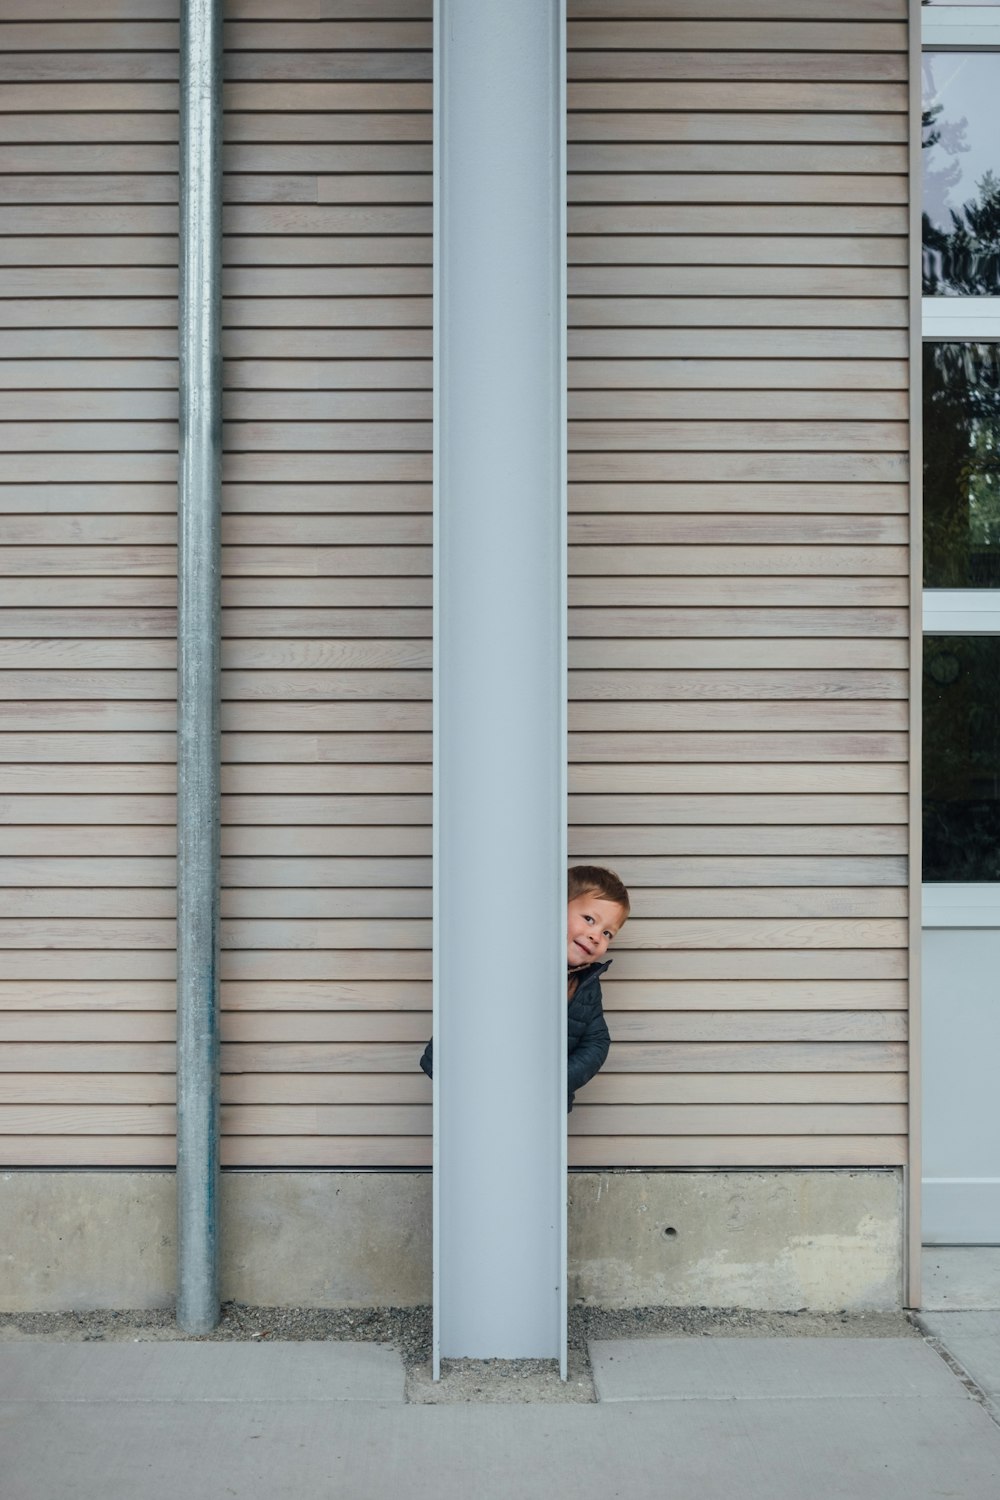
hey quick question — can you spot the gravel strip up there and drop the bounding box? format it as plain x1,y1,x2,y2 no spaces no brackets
0,1303,921,1404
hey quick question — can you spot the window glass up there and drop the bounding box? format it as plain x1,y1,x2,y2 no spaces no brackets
923,53,1000,294
924,635,1000,882
924,342,1000,586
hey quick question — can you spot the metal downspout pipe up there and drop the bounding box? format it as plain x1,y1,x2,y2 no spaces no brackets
176,0,223,1334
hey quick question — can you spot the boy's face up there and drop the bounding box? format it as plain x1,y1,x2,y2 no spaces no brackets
567,892,626,967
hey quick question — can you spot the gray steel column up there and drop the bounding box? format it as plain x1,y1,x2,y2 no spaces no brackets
433,0,567,1371
176,0,223,1334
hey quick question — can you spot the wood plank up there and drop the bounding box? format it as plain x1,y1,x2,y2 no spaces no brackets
0,391,429,423
571,423,907,455
570,331,908,361
569,2,906,19
0,670,176,698
569,766,906,795
569,206,907,237
569,857,908,888
0,856,177,899
570,239,907,270
586,951,908,981
602,979,908,1010
567,113,908,146
0,705,179,732
0,980,174,1009
570,176,906,209
571,390,908,422
572,1103,908,1136
226,116,432,146
569,704,908,731
224,55,432,84
0,952,177,978
0,1075,176,1104
0,1070,904,1108
0,114,177,145
1,579,429,607
0,733,175,760
571,641,908,668
566,1138,906,1167
568,83,907,112
569,670,907,700
570,547,908,577
572,517,907,546
0,1136,903,1169
219,1139,429,1167
570,299,906,331
0,919,174,949
0,858,174,886
567,54,907,85
0,1139,177,1167
0,828,176,856
570,607,908,637
223,613,430,639
571,827,907,855
0,765,431,795
0,82,178,109
0,642,176,668
570,733,908,763
212,949,908,982
609,915,907,947
218,1038,904,1074
569,21,905,51
571,482,908,513
607,1011,906,1041
0,1040,175,1070
571,579,908,606
569,143,907,174
0,1013,175,1042
224,1071,905,1107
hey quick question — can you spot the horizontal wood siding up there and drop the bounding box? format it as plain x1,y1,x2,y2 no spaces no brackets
565,0,910,1168
1,1,911,1173
0,0,437,1169
215,3,432,1168
0,2,180,1168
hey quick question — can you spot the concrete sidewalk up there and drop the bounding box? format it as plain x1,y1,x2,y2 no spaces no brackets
4,1334,1000,1500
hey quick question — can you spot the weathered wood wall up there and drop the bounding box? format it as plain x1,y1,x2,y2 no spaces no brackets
565,0,910,1167
0,0,910,1172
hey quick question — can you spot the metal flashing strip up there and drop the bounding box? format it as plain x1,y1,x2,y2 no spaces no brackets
433,0,567,1373
176,0,223,1334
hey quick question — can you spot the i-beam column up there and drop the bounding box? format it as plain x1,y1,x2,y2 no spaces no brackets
433,0,568,1372
176,0,223,1334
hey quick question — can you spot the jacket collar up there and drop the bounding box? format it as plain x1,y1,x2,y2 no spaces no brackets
568,957,612,987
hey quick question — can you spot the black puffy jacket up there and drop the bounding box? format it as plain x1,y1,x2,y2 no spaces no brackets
418,959,612,1112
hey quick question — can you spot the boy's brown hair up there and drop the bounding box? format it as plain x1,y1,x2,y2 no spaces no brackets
567,864,630,920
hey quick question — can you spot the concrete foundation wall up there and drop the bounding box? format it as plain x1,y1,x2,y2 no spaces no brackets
0,1169,902,1313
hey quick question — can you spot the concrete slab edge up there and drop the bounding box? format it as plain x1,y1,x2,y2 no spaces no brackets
912,1312,1000,1429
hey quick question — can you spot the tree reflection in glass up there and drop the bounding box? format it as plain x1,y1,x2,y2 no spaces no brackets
924,636,1000,882
922,53,1000,295
925,342,1000,587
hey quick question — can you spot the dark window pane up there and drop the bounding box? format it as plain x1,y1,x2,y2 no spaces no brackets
924,635,1000,881
923,53,1000,295
924,342,1000,586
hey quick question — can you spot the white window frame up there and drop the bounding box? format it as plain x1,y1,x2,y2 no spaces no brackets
921,8,1000,914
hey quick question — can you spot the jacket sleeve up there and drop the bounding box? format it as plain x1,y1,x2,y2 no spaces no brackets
566,1003,610,1096
419,1037,433,1079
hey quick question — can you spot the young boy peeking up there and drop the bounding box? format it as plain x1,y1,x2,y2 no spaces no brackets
419,865,630,1112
